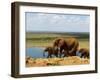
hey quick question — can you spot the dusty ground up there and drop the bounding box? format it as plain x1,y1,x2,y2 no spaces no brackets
26,56,89,67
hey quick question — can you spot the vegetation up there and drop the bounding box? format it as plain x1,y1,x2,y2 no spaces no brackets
26,32,89,49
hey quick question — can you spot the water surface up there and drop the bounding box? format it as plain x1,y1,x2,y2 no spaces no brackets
26,47,48,58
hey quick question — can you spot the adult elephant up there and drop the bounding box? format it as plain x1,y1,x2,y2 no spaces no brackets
53,37,79,57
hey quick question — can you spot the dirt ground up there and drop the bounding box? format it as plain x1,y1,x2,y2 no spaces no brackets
26,56,89,67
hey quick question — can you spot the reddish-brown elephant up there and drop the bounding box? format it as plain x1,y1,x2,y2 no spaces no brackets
43,46,59,58
53,37,79,57
78,48,89,58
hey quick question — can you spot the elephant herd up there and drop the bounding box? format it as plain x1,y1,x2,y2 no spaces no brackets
43,38,89,58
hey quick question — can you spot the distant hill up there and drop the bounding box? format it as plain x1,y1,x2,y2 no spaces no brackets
26,31,89,40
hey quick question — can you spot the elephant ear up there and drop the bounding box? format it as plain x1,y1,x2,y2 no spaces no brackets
53,39,59,46
48,47,51,50
53,38,63,46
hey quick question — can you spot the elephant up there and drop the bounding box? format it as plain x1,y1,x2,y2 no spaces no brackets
78,48,89,58
53,37,79,57
43,46,60,58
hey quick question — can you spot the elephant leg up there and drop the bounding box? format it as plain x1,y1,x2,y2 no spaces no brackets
63,53,67,57
47,55,49,58
59,49,63,58
81,53,88,58
81,53,85,58
63,54,67,57
55,54,58,57
47,53,52,58
63,50,69,57
49,54,52,58
59,53,62,58
47,54,51,58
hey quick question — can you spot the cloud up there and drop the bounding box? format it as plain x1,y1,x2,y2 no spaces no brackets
26,12,90,32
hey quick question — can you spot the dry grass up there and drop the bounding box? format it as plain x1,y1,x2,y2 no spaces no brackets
26,56,89,67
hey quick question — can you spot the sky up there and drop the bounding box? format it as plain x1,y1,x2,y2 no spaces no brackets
25,12,90,33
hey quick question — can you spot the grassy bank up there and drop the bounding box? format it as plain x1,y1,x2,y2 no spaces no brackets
26,32,89,49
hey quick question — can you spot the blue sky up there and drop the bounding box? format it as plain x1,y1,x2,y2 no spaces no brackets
25,12,90,32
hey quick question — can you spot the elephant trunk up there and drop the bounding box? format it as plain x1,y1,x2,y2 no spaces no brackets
43,51,45,57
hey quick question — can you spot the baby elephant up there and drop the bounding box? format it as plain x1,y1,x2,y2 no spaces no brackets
43,46,59,58
77,48,89,58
